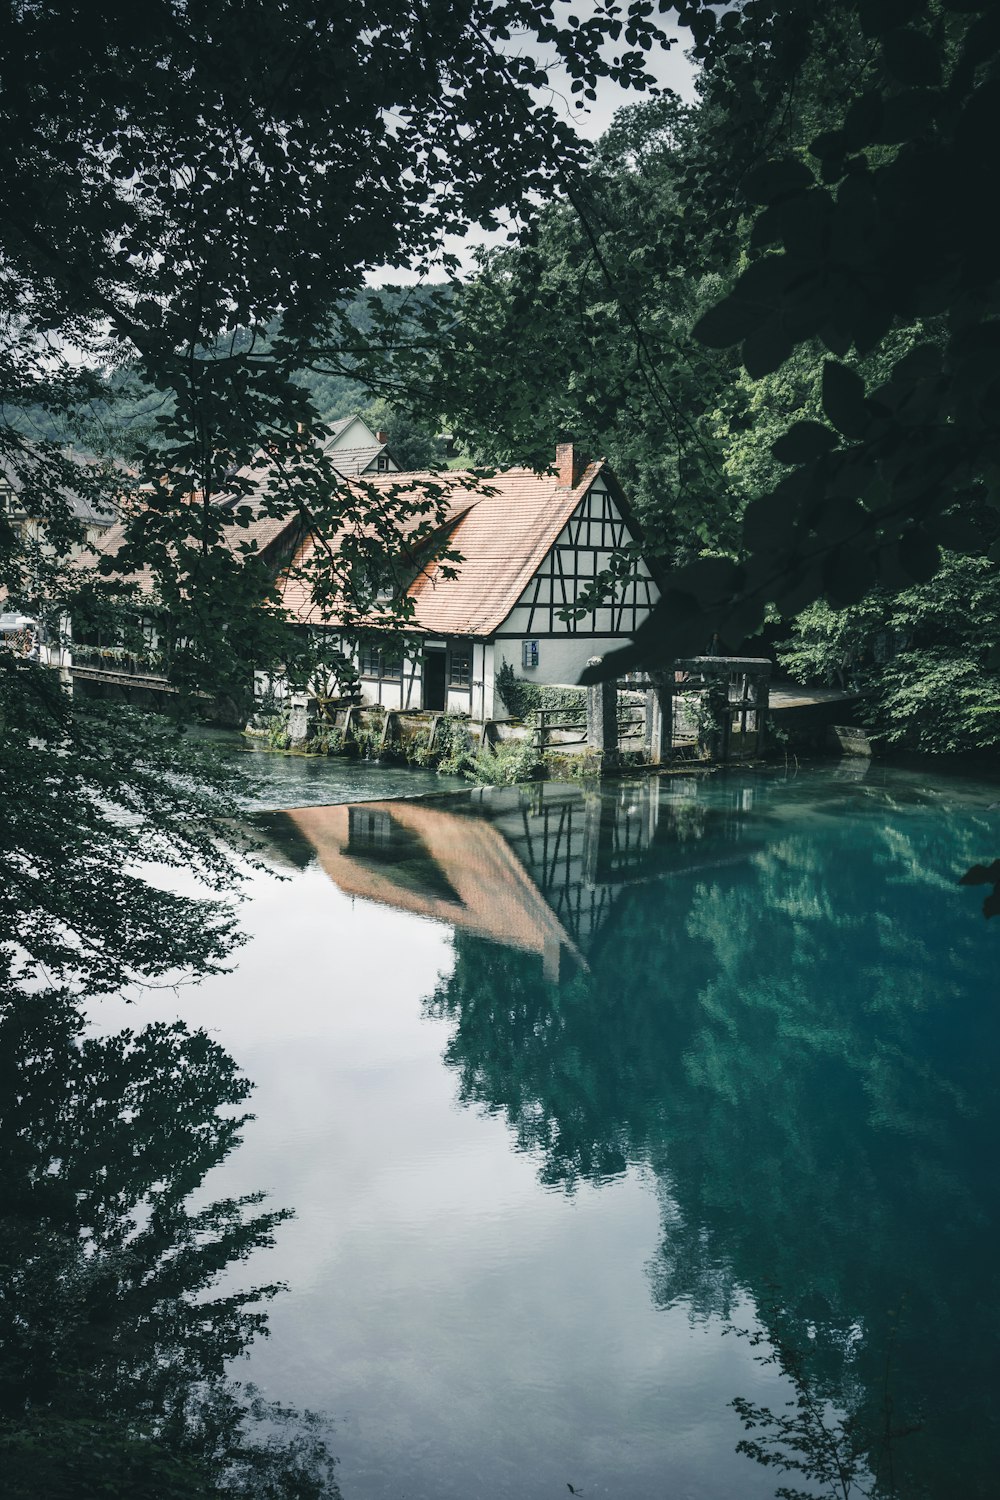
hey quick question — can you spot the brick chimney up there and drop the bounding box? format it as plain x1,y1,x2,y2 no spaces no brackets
376,430,389,444
555,441,579,487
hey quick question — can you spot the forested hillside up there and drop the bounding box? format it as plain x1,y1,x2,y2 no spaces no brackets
14,284,450,459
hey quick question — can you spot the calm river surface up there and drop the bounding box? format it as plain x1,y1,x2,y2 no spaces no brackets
89,755,1000,1499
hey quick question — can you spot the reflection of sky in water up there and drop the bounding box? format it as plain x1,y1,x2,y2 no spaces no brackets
91,763,1000,1500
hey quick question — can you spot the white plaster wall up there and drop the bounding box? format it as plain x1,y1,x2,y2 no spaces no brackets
446,687,474,715
505,604,630,636
493,635,626,703
402,662,422,710
327,414,375,450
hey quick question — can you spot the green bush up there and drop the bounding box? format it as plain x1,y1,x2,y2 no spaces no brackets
350,720,384,759
264,714,290,750
495,659,586,720
304,728,345,755
778,554,1000,754
434,714,476,774
462,737,541,785
402,714,474,772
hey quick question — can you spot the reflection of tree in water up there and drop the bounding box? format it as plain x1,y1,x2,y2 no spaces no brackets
426,796,1000,1498
0,993,339,1499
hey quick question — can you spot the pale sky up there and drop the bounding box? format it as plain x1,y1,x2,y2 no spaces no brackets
371,18,698,285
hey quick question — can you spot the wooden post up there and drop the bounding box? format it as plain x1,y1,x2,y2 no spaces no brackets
586,656,618,761
752,670,770,753
674,656,771,761
533,710,546,758
645,670,674,764
379,709,398,755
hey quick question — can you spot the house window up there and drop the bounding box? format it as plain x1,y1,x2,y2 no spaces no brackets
522,639,539,669
449,643,472,688
376,455,390,471
358,641,401,679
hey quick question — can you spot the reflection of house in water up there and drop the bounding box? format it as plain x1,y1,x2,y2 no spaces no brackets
283,779,760,982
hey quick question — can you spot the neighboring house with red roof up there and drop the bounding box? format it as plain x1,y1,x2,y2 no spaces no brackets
60,415,397,696
279,443,660,719
1,450,119,549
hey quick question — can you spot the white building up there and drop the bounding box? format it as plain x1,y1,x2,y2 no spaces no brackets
280,443,661,718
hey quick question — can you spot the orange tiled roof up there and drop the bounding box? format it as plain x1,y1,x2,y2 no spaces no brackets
84,500,303,599
279,460,605,638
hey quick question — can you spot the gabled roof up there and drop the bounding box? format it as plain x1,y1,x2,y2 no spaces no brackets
324,414,375,449
278,459,611,638
409,461,605,636
87,499,304,600
278,473,477,626
1,448,119,528
327,442,395,479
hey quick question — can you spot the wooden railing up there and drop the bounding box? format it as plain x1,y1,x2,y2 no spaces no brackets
531,707,587,755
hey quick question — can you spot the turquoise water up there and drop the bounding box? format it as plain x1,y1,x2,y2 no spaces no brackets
206,731,469,810
84,763,1000,1497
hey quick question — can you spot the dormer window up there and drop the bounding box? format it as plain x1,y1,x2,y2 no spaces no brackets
376,455,390,471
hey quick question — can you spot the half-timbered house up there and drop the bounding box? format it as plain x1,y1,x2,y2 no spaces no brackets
280,443,660,717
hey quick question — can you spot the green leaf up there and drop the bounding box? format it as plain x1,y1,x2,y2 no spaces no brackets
822,361,869,438
692,296,763,349
814,495,867,544
897,528,942,582
743,493,791,552
749,204,783,249
742,157,814,206
809,130,847,161
772,421,838,465
742,322,795,378
823,544,877,606
923,513,983,552
953,9,1000,69
673,557,745,605
872,88,942,143
859,0,928,36
882,26,942,87
843,91,884,150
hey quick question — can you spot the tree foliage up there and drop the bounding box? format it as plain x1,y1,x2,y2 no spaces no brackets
778,551,1000,754
0,992,340,1497
0,0,672,1008
402,0,1000,762
0,661,251,999
604,0,1000,673
400,93,734,551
